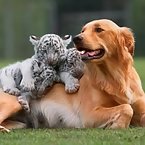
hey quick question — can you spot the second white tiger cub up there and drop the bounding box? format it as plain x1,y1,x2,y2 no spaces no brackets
0,34,84,112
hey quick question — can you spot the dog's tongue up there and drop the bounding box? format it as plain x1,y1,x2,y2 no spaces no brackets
81,51,97,57
88,51,97,56
80,50,101,58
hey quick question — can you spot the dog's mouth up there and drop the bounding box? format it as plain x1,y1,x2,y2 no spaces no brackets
78,48,105,60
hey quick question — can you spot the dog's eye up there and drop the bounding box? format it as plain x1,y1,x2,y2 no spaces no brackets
95,28,104,33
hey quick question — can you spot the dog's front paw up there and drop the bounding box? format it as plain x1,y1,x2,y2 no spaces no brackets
0,125,10,133
65,80,80,94
20,79,35,91
4,87,20,96
18,96,30,112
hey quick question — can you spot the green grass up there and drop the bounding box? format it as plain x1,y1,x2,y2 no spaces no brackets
134,58,145,90
0,58,145,145
0,128,145,145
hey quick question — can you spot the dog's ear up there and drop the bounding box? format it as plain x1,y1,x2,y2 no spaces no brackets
119,27,135,56
29,35,40,46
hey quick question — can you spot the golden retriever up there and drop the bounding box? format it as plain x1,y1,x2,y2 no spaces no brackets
0,19,145,132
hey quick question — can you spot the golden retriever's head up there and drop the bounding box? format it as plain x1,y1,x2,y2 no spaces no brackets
73,19,135,63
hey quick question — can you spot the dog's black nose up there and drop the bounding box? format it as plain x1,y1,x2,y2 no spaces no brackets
73,35,83,44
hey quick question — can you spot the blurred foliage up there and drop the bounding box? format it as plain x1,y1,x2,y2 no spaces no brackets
132,0,145,57
0,0,144,59
0,0,56,59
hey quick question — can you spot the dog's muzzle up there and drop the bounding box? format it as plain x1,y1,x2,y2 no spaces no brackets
73,35,83,44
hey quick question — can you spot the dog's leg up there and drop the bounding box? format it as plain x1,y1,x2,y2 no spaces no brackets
1,120,26,130
0,91,22,132
0,125,10,132
83,104,133,129
131,97,145,126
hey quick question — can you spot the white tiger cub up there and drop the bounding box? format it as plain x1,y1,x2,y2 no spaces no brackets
30,34,84,94
0,34,84,112
0,58,34,95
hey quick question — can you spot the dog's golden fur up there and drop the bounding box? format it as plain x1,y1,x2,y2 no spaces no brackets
0,19,145,131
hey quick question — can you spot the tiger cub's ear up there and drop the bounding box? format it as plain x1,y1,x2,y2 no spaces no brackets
29,35,40,46
63,35,72,48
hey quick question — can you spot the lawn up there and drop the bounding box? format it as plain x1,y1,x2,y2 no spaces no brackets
134,58,145,90
0,58,145,145
0,128,145,145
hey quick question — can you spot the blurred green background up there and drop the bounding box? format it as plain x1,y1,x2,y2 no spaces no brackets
0,0,145,60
